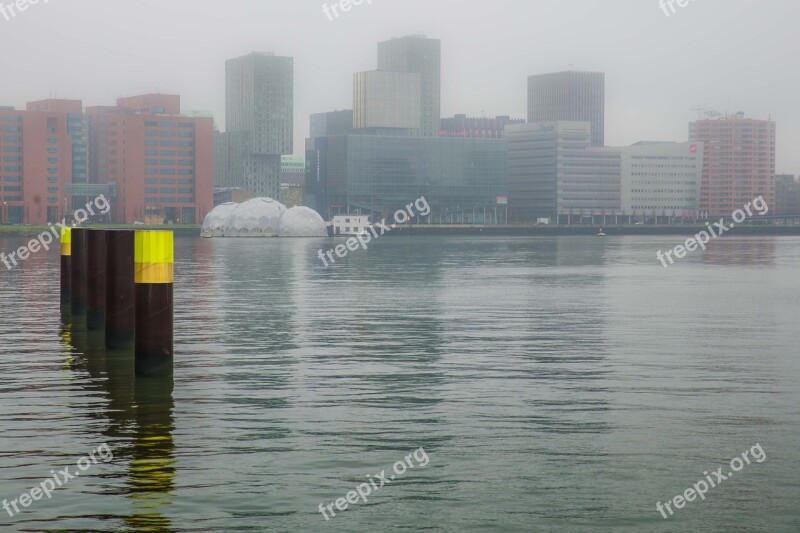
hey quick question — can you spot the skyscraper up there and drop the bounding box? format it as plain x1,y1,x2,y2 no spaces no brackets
353,70,421,133
222,52,293,198
225,52,293,155
377,35,441,137
527,71,605,147
689,113,775,217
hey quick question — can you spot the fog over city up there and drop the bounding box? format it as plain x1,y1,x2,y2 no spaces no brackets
1,0,797,172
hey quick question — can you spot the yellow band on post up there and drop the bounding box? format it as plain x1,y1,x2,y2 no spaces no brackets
60,228,71,256
134,231,174,284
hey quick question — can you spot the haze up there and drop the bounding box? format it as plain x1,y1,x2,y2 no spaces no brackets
1,0,796,172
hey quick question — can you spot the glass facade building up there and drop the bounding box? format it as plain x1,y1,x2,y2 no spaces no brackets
306,134,507,223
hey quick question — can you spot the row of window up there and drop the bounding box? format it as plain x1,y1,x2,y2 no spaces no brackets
144,140,194,147
144,197,194,203
145,169,194,175
144,188,194,193
144,121,195,128
144,160,194,166
144,150,194,156
145,130,194,138
145,178,194,184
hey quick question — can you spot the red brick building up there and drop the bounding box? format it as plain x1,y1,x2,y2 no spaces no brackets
0,106,74,224
690,115,776,217
87,94,213,224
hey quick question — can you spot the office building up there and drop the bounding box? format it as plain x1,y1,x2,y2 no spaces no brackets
439,114,525,139
775,175,800,216
353,70,421,133
281,155,306,186
377,35,441,137
0,106,74,224
27,99,91,210
689,113,776,217
310,110,354,138
528,71,605,147
306,134,507,223
225,52,293,155
87,94,214,224
620,141,704,221
214,130,280,198
506,121,620,223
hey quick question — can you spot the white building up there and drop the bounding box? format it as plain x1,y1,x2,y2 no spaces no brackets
619,141,704,219
332,215,371,236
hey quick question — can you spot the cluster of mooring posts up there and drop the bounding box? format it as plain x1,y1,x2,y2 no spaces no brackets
60,228,174,376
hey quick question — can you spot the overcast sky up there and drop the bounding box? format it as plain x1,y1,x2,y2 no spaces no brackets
1,0,797,172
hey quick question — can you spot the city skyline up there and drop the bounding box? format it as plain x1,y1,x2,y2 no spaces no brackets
0,0,797,173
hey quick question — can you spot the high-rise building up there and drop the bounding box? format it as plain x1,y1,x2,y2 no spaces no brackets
353,71,421,133
0,106,75,224
377,35,441,137
310,110,354,138
619,141,704,220
689,114,776,217
225,52,293,155
87,94,214,224
506,121,620,223
27,99,90,206
528,71,605,147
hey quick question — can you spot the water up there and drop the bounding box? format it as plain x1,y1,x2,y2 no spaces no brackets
0,234,798,532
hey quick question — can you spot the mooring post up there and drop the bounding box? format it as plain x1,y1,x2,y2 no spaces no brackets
134,230,174,375
106,230,136,349
87,230,108,330
70,228,88,317
60,227,72,307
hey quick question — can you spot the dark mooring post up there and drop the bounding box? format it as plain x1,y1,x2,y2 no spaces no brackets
86,230,108,330
70,228,88,317
60,227,72,307
134,230,174,375
106,230,136,349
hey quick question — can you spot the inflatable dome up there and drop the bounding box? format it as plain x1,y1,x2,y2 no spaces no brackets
278,206,328,237
201,202,237,237
223,197,287,237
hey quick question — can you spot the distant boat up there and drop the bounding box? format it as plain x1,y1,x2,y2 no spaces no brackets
597,228,606,236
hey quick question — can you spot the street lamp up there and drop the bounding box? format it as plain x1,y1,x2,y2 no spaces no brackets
2,202,6,224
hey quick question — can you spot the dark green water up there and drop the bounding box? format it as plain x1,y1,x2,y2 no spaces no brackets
0,235,798,532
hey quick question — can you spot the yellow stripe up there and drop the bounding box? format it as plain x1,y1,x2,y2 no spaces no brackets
135,262,174,284
60,227,71,244
134,231,174,264
61,243,71,256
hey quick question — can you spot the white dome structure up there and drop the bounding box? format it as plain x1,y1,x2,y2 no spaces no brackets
223,197,287,237
201,202,237,237
278,206,328,237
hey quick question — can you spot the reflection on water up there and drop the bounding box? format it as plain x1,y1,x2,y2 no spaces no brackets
0,235,798,532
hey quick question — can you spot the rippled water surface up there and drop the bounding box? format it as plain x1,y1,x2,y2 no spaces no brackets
0,234,799,532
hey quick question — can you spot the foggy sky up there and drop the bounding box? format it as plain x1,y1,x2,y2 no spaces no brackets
1,0,797,172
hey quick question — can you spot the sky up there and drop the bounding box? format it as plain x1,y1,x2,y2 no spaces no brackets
0,0,798,172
